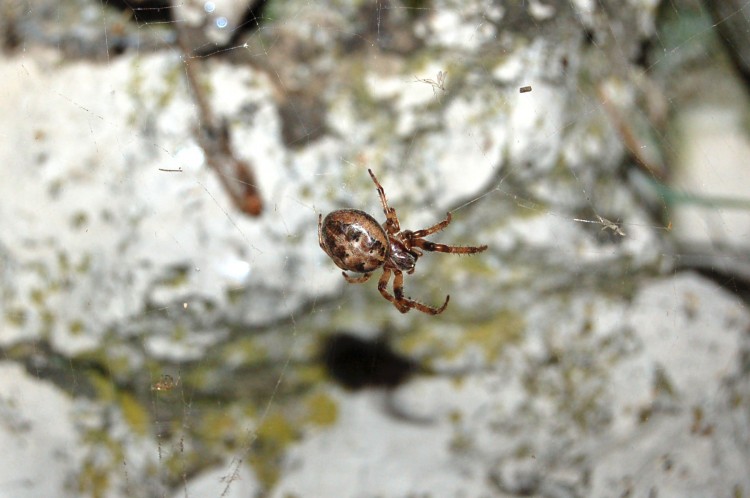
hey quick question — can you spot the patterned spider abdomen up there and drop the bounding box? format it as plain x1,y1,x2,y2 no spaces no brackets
319,209,389,274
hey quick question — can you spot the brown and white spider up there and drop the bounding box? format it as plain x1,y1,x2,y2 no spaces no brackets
318,169,488,315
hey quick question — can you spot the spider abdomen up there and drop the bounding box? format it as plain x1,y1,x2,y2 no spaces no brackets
319,209,389,273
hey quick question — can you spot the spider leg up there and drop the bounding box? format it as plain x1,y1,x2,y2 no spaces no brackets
378,268,410,313
409,212,452,238
368,169,401,233
342,271,372,284
377,268,411,313
392,269,450,315
410,238,488,255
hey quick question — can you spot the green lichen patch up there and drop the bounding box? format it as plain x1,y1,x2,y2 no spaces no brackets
88,372,117,402
5,307,27,326
198,410,241,446
227,335,270,366
249,411,299,489
399,309,525,365
71,211,89,229
69,319,85,335
77,427,127,498
77,456,110,498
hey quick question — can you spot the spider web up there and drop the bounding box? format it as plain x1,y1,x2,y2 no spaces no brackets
1,0,750,497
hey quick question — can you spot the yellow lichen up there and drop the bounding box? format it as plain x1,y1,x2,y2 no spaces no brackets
89,372,116,402
5,307,26,326
199,411,238,443
454,309,525,362
71,211,88,229
305,392,338,427
249,412,298,488
69,319,84,335
119,392,150,436
30,288,45,306
78,457,110,498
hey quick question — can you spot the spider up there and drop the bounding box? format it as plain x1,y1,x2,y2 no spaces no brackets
318,169,488,315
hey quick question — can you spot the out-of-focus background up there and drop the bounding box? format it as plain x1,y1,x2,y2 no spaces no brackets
1,0,749,496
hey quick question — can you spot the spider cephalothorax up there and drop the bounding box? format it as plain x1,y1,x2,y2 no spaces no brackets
318,169,487,314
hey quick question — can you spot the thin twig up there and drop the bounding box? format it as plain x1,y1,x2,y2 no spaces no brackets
175,21,263,216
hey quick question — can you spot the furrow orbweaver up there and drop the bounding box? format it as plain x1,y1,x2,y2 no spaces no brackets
318,169,488,315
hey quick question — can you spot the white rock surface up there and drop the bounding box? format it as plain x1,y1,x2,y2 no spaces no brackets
0,364,80,498
273,274,750,497
1,1,748,497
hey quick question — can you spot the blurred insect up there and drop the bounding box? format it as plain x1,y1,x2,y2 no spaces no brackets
415,70,448,101
596,215,625,237
318,169,487,315
151,374,179,392
574,214,626,237
519,85,532,93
